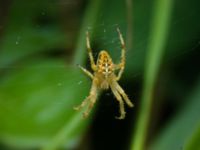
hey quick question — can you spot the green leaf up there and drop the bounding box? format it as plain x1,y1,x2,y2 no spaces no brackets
185,125,200,150
0,59,90,149
150,78,200,150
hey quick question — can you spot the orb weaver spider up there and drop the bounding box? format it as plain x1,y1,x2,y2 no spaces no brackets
74,28,134,119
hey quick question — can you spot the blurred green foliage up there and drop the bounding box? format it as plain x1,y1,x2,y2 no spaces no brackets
0,0,91,149
0,0,200,150
150,77,200,150
0,59,90,149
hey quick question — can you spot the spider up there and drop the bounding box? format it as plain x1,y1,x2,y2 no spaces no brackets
74,28,134,119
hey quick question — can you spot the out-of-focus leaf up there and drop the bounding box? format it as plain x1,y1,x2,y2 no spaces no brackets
93,0,200,79
0,0,66,66
165,0,200,59
150,78,200,150
0,59,90,149
185,125,200,150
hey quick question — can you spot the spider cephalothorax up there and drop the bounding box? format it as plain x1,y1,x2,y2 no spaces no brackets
74,28,134,119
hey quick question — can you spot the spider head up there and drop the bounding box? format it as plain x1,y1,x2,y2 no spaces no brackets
97,50,112,62
96,50,114,78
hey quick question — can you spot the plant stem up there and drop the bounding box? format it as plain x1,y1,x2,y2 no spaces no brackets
41,113,84,150
73,0,102,66
126,0,133,51
130,0,173,150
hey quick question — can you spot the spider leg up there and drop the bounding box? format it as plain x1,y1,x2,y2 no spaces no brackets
83,81,98,118
110,84,126,119
86,31,97,71
115,28,126,81
82,91,97,118
73,96,90,111
114,81,134,107
74,80,98,118
77,64,93,79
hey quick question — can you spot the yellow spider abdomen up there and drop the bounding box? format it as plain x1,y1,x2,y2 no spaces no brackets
97,50,114,77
